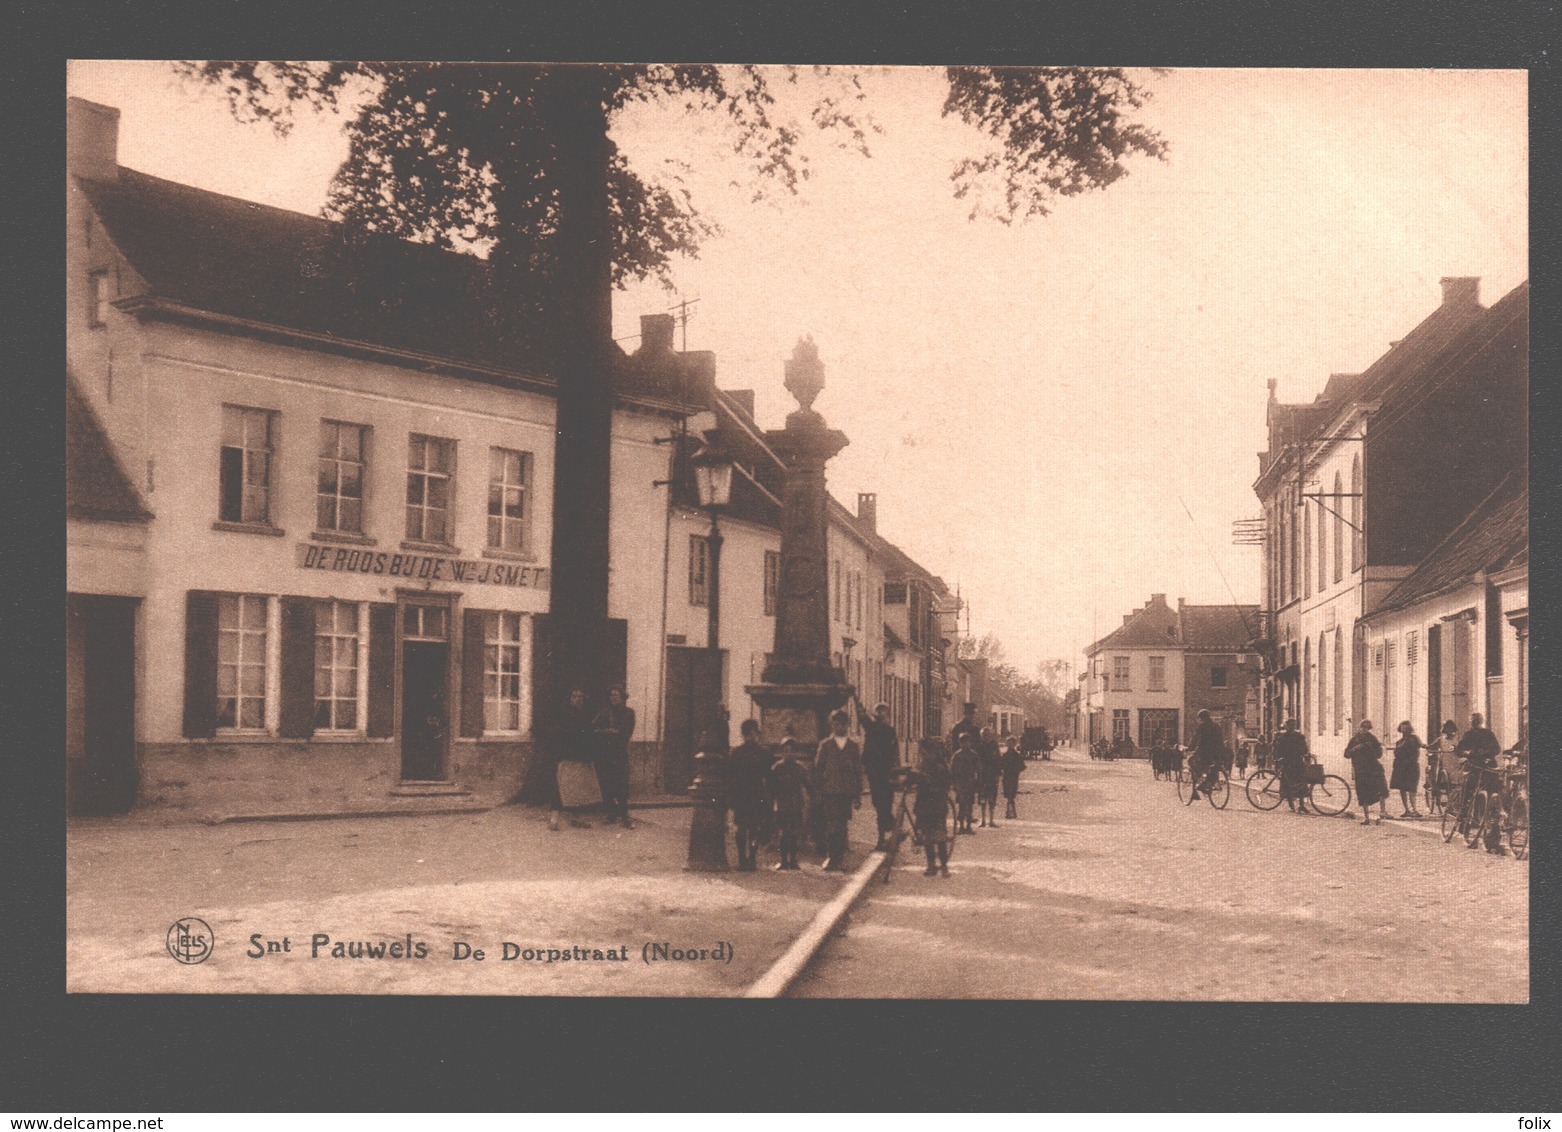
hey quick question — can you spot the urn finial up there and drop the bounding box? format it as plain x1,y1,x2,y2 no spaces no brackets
784,336,825,413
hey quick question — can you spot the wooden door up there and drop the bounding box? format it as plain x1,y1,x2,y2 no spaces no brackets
663,646,724,794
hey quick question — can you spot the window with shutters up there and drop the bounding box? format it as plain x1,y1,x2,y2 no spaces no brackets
689,535,709,607
484,612,527,733
318,422,367,535
487,447,532,553
1406,630,1419,666
314,601,360,731
219,406,276,527
405,435,454,545
763,550,779,616
218,594,270,731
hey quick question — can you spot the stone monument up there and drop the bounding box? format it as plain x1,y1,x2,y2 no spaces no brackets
746,337,853,748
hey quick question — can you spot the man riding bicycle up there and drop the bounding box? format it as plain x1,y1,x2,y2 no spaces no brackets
1187,709,1223,802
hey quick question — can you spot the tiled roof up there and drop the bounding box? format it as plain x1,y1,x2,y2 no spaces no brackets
1366,468,1527,619
67,373,148,522
1179,604,1261,649
1087,598,1180,653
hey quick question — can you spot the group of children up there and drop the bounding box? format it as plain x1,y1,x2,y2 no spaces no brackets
910,730,1027,877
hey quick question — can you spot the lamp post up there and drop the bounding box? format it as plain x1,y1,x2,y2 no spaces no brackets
686,433,735,872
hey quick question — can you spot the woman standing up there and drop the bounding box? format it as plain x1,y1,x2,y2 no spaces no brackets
1390,720,1424,818
1345,719,1389,825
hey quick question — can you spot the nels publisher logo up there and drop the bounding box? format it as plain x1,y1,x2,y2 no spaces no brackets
167,917,214,965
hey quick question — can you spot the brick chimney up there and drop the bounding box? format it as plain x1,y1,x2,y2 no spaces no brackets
68,97,120,183
1440,277,1480,308
857,492,877,532
639,313,675,354
725,389,755,421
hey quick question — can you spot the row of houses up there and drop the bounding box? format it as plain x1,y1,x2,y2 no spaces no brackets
1254,275,1528,771
65,97,969,818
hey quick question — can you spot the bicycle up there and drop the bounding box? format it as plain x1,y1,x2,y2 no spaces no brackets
1475,754,1528,859
1423,754,1455,817
1176,762,1229,809
881,765,959,883
1441,759,1499,847
1244,763,1352,816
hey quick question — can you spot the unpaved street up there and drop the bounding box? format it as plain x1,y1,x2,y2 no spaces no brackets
792,747,1528,1000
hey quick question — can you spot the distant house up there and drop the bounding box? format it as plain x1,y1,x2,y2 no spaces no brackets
1079,594,1261,749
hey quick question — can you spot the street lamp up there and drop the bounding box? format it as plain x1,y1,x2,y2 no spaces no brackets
686,431,735,872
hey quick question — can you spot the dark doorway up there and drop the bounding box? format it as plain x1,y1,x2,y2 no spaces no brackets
400,601,450,782
67,594,139,815
663,646,724,794
1426,622,1442,738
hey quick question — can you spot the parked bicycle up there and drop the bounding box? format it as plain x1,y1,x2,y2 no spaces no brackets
1423,750,1457,817
1442,757,1502,848
1471,751,1528,859
1244,762,1352,816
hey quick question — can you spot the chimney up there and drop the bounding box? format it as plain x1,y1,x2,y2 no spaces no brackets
725,389,755,421
1440,277,1480,308
857,492,877,532
639,313,676,354
1151,593,1166,606
68,97,120,183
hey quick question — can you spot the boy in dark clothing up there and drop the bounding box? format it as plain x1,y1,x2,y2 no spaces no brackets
853,694,900,851
768,740,810,871
912,741,953,877
950,732,979,833
728,719,770,871
977,726,1003,827
1001,735,1025,819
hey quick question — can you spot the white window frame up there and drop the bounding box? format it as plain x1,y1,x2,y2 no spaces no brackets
317,421,368,535
1148,655,1167,692
483,611,531,735
487,447,533,554
220,405,276,527
1113,656,1131,689
217,593,272,733
314,600,363,732
406,434,454,545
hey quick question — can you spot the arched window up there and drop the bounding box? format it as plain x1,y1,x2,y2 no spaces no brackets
1318,632,1329,735
1318,482,1328,592
1333,472,1344,582
1351,456,1362,571
1303,500,1312,598
1302,637,1311,734
1334,629,1345,733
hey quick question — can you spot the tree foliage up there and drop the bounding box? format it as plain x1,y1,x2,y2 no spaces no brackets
175,61,1165,286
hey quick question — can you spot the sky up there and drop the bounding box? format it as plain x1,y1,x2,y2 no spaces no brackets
64,62,1527,676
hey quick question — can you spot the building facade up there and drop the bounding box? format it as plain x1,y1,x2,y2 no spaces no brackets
1253,277,1527,771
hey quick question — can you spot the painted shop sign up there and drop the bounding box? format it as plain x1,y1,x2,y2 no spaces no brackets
296,543,549,589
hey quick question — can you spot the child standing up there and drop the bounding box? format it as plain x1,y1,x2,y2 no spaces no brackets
1001,734,1025,819
950,732,979,834
768,739,811,871
977,727,1003,828
727,719,771,870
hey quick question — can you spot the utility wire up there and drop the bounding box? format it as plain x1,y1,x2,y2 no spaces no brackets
1177,491,1257,643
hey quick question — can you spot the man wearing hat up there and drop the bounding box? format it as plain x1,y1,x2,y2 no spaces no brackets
814,709,864,871
853,692,900,851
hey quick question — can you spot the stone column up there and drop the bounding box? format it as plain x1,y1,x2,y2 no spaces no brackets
746,338,852,749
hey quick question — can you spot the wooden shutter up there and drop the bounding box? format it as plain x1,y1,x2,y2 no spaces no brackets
366,602,396,738
461,608,487,738
182,590,219,738
278,597,318,739
530,613,554,743
603,618,628,696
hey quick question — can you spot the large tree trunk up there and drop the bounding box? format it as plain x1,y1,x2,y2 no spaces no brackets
540,66,615,711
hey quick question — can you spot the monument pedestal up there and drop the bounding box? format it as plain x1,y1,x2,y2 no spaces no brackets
746,681,852,750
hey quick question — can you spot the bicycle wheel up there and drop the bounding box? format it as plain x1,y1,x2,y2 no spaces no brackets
1246,770,1285,811
1442,784,1466,842
1309,775,1352,817
1464,792,1488,848
1206,770,1230,810
1176,772,1195,805
1507,794,1529,860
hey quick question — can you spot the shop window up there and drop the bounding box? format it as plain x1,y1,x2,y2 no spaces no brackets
314,600,360,731
405,435,454,544
763,550,779,616
484,612,527,733
689,535,709,607
217,594,269,731
1148,656,1166,691
219,406,275,526
487,447,532,553
317,421,367,534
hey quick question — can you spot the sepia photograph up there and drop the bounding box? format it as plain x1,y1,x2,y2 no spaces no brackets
64,60,1528,1002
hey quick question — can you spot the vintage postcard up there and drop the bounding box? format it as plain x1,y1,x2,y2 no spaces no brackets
64,62,1527,1000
